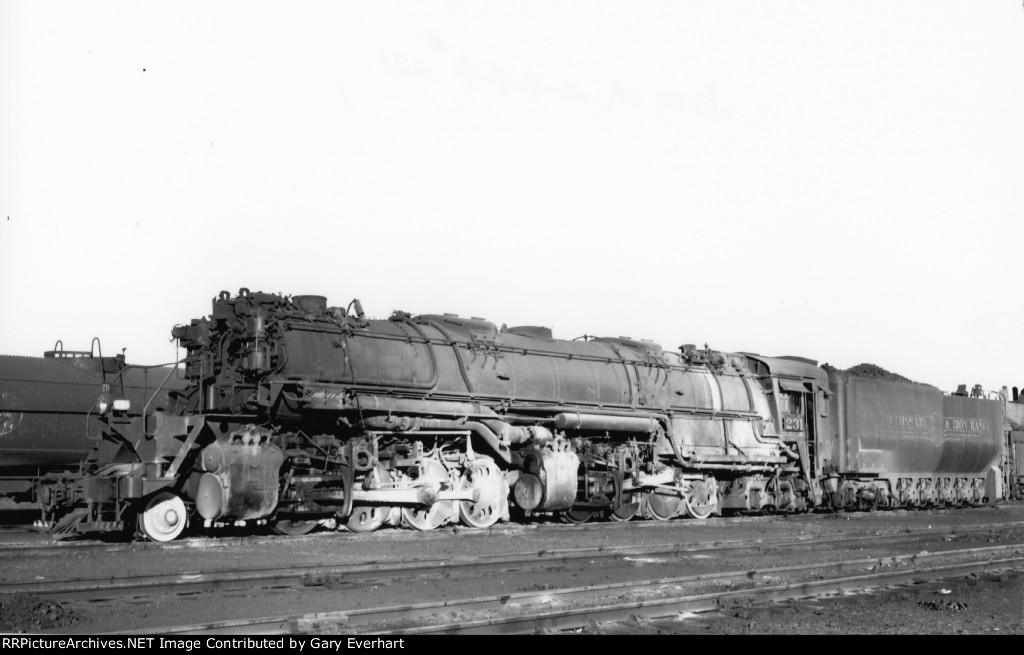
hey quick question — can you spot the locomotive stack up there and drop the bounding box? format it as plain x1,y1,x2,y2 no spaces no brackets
1,288,1018,541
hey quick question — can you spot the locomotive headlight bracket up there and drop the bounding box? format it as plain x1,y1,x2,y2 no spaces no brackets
96,392,112,416
97,393,130,416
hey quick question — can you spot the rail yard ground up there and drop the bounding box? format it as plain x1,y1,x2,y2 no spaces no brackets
1,504,1022,635
583,568,1023,635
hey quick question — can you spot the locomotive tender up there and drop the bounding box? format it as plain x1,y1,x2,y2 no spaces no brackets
32,289,1012,541
0,343,183,506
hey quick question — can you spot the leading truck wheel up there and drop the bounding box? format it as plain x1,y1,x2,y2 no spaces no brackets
139,492,188,542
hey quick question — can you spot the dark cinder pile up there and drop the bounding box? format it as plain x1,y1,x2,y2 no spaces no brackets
822,363,914,384
0,593,82,633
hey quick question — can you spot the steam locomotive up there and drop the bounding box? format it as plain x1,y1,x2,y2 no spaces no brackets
25,289,1022,541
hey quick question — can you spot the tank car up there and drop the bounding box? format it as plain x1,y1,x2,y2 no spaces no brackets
0,341,185,508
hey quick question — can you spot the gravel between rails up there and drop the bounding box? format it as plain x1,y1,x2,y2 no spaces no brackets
3,504,1022,634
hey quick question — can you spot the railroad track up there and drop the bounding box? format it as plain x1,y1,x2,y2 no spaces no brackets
4,522,1022,602
0,505,1011,553
114,545,1024,635
388,556,1024,635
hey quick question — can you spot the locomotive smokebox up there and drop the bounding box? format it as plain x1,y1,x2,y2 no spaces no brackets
294,295,328,314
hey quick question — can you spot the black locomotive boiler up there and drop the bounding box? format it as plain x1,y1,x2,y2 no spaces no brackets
34,289,1009,541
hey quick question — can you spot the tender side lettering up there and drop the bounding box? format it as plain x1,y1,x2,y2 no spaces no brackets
944,418,987,432
884,414,932,430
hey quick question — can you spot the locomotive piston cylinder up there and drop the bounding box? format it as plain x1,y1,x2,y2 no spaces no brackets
512,449,579,511
193,435,284,521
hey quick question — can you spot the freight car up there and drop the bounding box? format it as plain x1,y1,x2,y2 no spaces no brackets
0,341,185,507
1001,386,1024,500
32,290,1010,541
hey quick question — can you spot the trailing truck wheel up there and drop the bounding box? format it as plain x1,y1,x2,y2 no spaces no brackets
346,506,391,533
272,519,318,536
138,492,187,542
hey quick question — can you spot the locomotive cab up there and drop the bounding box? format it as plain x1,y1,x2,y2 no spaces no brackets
733,354,829,510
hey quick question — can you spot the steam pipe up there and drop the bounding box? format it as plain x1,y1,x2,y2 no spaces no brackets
360,416,511,463
395,318,441,390
590,338,636,406
552,412,659,433
420,319,476,395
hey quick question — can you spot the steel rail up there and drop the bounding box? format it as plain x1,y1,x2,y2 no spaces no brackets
389,557,1024,635
110,544,1024,635
5,524,1022,602
2,513,1020,554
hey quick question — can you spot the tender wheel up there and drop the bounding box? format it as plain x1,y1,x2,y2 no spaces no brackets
683,479,717,520
401,459,455,531
458,459,508,529
139,492,187,542
346,506,391,533
646,489,682,521
560,509,593,524
272,519,318,536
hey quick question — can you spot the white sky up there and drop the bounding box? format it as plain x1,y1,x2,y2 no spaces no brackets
1,1,1022,392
